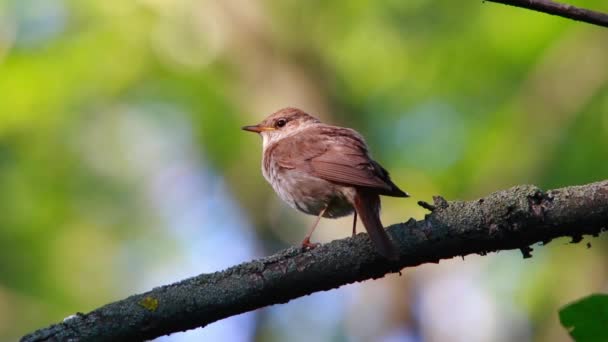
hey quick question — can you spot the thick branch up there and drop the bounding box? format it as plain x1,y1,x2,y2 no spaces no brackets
22,180,608,342
485,0,608,28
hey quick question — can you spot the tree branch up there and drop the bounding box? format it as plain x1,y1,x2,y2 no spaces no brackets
485,0,608,28
22,180,608,342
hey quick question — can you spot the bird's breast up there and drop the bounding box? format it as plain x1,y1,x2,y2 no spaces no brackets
262,157,354,218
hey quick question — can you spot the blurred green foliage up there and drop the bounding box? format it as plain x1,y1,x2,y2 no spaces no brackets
0,0,607,341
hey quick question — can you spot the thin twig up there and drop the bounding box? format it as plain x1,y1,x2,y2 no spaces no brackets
485,0,608,28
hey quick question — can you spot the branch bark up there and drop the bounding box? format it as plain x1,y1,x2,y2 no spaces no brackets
485,0,608,28
22,180,608,342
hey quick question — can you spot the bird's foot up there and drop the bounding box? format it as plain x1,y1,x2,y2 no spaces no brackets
301,238,320,250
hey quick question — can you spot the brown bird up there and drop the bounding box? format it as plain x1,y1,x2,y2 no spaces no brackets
242,107,408,259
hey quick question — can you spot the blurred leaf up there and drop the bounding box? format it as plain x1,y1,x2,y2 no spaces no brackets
559,294,608,342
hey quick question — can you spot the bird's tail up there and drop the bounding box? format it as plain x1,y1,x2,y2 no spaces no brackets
354,190,399,260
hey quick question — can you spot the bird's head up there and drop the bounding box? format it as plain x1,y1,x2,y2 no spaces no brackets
242,107,321,147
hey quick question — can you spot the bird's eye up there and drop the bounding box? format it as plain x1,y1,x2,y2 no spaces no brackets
275,119,287,128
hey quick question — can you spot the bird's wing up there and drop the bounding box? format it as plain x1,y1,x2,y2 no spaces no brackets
272,125,407,196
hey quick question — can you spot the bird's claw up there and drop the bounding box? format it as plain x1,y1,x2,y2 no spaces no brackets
301,238,320,250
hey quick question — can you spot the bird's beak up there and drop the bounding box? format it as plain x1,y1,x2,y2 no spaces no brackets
241,125,275,133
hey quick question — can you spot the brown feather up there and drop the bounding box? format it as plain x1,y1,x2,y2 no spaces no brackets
354,190,398,260
271,125,409,197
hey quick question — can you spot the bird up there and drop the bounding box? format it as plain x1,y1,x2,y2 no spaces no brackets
242,107,408,259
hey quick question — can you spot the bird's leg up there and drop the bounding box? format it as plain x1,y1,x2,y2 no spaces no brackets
301,205,327,249
352,211,357,237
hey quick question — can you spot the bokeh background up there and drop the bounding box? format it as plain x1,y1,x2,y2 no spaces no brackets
1,0,607,341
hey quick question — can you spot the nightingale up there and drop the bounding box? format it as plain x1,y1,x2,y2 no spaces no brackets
242,107,408,259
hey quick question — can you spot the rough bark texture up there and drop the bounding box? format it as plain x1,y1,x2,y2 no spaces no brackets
21,180,608,342
486,0,608,28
